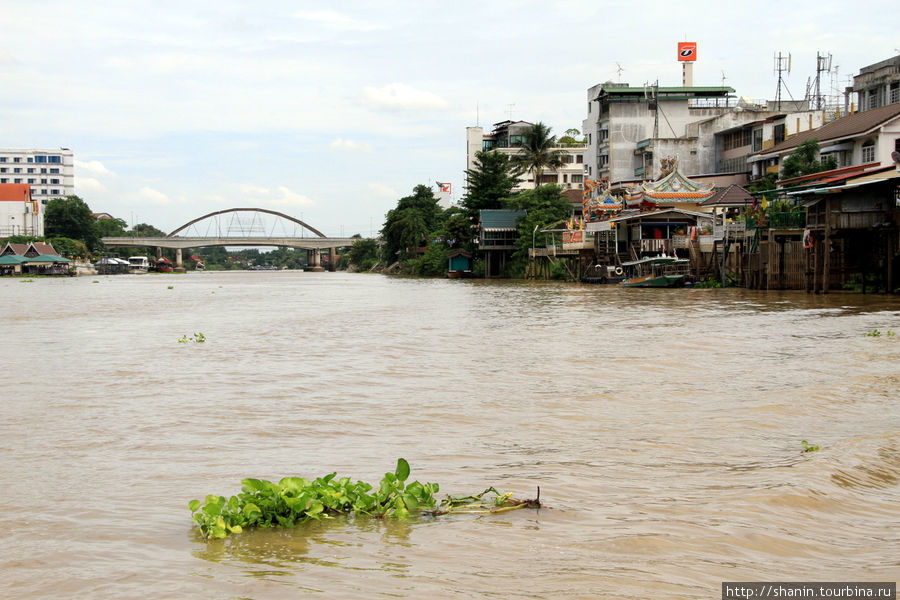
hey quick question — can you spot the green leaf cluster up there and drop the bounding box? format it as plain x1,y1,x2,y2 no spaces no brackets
189,459,439,539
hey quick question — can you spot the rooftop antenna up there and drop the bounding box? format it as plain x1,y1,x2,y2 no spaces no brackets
506,103,516,120
615,62,624,81
813,51,833,110
721,70,727,88
774,51,792,111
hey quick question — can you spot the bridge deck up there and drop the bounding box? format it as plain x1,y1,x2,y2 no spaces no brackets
101,236,362,250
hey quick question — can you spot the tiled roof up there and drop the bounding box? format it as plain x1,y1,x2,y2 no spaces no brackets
1,243,29,256
760,102,900,156
0,183,31,202
701,185,755,207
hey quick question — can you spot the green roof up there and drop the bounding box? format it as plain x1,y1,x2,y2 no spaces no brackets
23,254,71,263
479,209,526,231
0,255,27,265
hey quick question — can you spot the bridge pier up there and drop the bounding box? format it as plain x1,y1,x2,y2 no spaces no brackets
174,248,185,273
306,248,324,272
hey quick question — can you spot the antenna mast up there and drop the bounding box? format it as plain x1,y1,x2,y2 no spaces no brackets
774,52,792,111
813,52,833,110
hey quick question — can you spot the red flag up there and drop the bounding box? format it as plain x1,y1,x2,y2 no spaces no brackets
436,182,451,193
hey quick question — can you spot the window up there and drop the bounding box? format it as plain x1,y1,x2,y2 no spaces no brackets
0,178,6,183
13,168,21,173
34,156,47,163
723,129,753,151
571,174,583,183
773,124,786,145
40,168,47,173
41,179,47,184
48,156,61,163
0,157,5,162
861,140,875,163
27,157,33,163
891,83,899,105
51,189,59,195
50,168,59,174
14,178,22,183
50,178,59,184
576,155,583,163
752,129,763,153
27,178,35,183
13,157,21,163
27,168,34,173
0,168,5,173
41,189,48,195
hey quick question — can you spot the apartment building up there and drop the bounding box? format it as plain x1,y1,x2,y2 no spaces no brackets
466,121,586,192
582,83,735,187
0,148,75,201
852,55,900,111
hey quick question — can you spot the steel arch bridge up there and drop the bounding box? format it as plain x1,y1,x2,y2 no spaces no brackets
101,207,365,270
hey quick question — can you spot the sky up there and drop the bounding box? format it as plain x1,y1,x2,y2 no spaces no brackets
1,0,898,237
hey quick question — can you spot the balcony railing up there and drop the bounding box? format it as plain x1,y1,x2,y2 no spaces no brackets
767,212,806,229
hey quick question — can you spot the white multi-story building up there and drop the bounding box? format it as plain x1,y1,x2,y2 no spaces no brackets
466,121,586,192
0,148,75,201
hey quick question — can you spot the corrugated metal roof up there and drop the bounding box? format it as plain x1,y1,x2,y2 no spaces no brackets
479,209,526,230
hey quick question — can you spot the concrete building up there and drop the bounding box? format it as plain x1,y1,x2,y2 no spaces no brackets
582,83,736,187
466,120,586,193
0,183,44,237
0,148,75,201
852,55,900,112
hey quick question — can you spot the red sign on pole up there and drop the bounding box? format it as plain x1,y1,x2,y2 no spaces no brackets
677,42,697,62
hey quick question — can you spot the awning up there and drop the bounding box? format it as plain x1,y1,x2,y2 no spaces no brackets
819,141,853,153
786,177,897,196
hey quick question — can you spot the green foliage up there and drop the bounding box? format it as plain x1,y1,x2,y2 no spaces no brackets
178,332,206,344
462,151,521,214
417,242,450,277
864,329,895,337
748,173,777,193
381,185,444,263
503,185,571,268
189,459,540,540
780,139,838,181
189,459,440,539
96,217,128,238
46,236,89,258
347,238,380,271
44,196,101,251
510,122,567,187
801,440,820,453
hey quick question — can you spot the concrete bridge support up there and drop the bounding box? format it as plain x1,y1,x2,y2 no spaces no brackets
174,248,185,273
306,248,324,272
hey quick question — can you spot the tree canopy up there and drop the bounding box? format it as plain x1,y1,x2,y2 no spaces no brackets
511,123,566,187
380,185,444,264
780,139,838,181
44,196,100,251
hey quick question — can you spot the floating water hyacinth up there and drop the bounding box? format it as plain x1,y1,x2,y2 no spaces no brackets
189,458,541,539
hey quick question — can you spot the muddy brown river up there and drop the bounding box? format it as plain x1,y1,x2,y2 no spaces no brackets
1,272,898,599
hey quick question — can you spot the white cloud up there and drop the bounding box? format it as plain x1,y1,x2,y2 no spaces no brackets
75,177,108,195
238,184,270,195
367,183,398,199
363,83,451,111
237,184,314,208
293,10,381,32
330,138,373,153
139,187,177,205
75,159,114,176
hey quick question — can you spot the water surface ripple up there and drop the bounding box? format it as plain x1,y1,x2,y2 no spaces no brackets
1,272,898,599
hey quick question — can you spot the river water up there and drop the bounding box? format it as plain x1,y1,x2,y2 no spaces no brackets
1,271,898,599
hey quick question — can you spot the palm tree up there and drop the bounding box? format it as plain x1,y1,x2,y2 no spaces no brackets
511,122,567,188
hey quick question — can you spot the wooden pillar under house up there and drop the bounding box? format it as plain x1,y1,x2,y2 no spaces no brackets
822,197,831,294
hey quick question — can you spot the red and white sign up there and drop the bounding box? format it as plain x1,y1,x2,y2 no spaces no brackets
677,42,697,62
